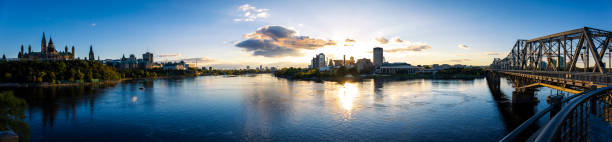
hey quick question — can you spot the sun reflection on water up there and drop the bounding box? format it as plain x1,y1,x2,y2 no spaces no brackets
337,82,358,111
132,96,138,103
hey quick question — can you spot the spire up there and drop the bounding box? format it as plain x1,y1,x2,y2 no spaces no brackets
71,46,75,55
18,45,23,58
47,37,55,53
28,45,31,53
41,32,47,54
88,45,94,61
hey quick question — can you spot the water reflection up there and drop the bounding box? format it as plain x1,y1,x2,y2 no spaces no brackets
0,74,568,141
337,82,358,111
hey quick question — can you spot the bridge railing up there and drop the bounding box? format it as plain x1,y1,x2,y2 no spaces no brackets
533,86,612,142
496,70,612,86
499,90,594,142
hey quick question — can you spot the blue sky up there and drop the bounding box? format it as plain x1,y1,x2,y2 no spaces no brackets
1,0,611,67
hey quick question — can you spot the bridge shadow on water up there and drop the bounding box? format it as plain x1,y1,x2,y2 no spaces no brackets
486,74,541,141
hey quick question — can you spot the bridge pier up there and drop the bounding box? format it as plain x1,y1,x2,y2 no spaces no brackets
485,71,501,92
511,89,538,104
548,95,564,120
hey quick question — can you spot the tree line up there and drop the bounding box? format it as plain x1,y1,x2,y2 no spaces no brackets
0,60,121,83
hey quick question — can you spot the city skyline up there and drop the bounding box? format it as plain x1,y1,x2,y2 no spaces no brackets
1,0,611,67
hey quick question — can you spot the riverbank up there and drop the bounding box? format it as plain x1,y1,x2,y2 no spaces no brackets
0,73,271,88
277,73,484,82
274,67,486,82
0,79,125,88
363,73,485,80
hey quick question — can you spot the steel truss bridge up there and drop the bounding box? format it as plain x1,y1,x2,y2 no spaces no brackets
488,27,612,142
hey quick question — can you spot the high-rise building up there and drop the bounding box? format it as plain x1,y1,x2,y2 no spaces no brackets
310,53,327,69
142,52,154,64
317,53,326,68
373,47,383,69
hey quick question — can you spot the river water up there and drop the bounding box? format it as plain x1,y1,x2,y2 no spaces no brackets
2,74,566,142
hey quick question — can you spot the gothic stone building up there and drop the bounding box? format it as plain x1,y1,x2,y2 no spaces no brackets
18,33,85,61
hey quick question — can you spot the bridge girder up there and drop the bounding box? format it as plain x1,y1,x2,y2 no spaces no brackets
491,27,612,74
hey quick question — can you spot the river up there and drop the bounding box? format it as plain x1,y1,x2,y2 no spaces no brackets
1,74,567,142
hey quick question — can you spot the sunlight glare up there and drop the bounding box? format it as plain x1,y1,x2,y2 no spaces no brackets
337,82,358,111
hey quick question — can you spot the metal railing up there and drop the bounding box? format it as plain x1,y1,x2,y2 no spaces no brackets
499,90,593,142
533,86,612,142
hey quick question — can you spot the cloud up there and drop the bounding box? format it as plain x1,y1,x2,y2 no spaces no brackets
376,37,389,44
234,4,269,22
181,57,215,63
394,38,404,43
386,43,432,52
446,59,472,62
158,53,182,58
482,52,500,55
235,25,336,57
344,38,355,46
91,23,97,27
458,44,469,49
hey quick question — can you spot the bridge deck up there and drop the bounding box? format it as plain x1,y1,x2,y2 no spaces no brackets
495,70,612,89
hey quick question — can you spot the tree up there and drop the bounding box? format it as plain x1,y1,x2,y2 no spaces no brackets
0,91,30,142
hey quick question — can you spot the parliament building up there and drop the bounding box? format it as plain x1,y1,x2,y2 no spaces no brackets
17,33,94,61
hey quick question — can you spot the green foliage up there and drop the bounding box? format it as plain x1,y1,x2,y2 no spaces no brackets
0,60,120,83
0,91,29,142
436,68,485,75
273,67,360,79
202,68,269,76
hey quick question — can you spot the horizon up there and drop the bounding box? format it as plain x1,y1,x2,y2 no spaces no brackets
1,0,611,68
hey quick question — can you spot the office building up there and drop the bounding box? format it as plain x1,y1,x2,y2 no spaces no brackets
373,47,383,70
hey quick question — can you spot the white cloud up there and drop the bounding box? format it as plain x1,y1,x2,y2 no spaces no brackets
376,37,389,44
482,52,500,55
446,59,472,62
235,4,270,22
256,12,269,18
239,4,256,11
386,43,432,52
91,23,97,27
394,37,404,43
458,44,469,49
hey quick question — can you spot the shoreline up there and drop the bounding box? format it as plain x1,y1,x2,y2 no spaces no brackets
0,73,270,88
0,79,126,88
275,74,485,82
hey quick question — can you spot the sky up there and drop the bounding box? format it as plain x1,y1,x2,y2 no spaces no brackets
1,0,611,68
